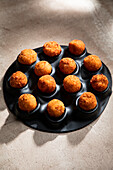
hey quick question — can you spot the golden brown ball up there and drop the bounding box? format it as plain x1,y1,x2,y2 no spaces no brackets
34,61,52,76
79,92,97,111
90,74,108,92
18,49,37,65
47,99,65,118
10,71,27,88
43,41,61,57
18,94,37,112
84,55,102,71
38,75,56,93
63,75,81,93
59,57,76,74
69,39,85,55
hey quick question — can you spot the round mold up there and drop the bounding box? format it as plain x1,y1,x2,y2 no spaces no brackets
38,47,64,65
62,80,83,97
45,108,67,128
16,55,38,73
14,97,40,120
58,61,80,76
3,45,112,133
81,62,103,79
88,80,110,97
33,64,55,77
76,96,99,119
67,47,87,59
36,84,60,99
6,76,30,95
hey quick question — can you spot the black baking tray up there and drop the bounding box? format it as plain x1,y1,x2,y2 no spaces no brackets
3,46,112,133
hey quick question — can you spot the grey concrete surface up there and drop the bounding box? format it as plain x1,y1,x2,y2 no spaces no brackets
0,0,113,169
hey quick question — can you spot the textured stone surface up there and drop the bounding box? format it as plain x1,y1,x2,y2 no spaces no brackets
0,0,113,169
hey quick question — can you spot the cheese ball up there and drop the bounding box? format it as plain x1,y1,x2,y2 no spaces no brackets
69,39,85,55
18,94,37,112
90,74,108,92
79,92,97,111
10,71,27,88
38,75,56,93
59,57,76,74
43,41,61,57
47,99,65,118
34,61,52,76
63,75,81,93
18,49,37,65
84,55,102,71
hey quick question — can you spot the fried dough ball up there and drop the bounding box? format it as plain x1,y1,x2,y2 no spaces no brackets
43,41,61,57
38,75,56,93
18,94,37,112
79,92,97,111
18,49,37,65
63,75,81,93
10,71,27,88
84,55,102,71
90,74,108,92
69,39,85,55
34,61,52,76
47,99,65,118
59,57,76,74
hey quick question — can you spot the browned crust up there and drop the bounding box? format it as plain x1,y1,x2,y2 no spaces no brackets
84,55,102,71
34,61,52,76
38,75,56,93
90,74,108,92
69,39,85,55
18,49,37,65
10,71,27,88
43,41,61,57
59,57,76,74
18,94,37,112
63,75,81,93
79,92,97,111
47,99,65,117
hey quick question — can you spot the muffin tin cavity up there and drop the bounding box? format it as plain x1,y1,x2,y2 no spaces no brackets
67,47,87,59
16,57,38,73
45,108,67,128
81,61,103,79
35,84,60,100
75,96,99,120
3,46,112,133
88,79,110,98
6,73,30,95
14,99,40,120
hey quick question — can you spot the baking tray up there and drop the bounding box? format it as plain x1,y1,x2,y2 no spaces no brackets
3,46,112,133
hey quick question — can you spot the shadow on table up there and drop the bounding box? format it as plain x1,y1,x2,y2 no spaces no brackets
0,77,28,144
67,119,99,145
0,111,58,145
0,112,99,145
0,76,98,146
33,120,98,146
33,119,99,146
33,131,58,146
0,112,28,144
0,75,58,145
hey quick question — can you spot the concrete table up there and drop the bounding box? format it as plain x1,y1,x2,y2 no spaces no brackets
0,0,113,169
